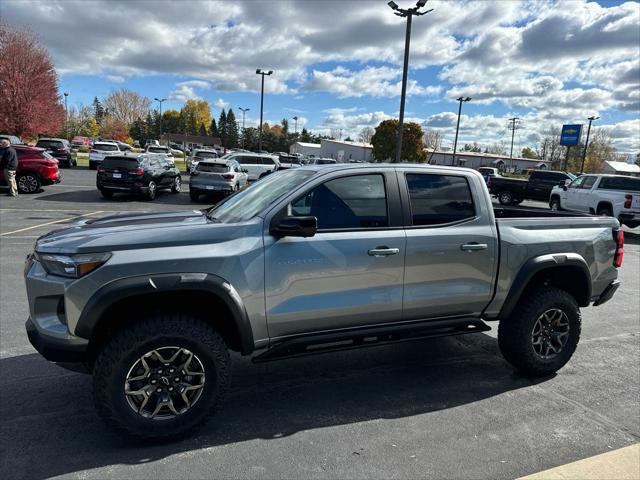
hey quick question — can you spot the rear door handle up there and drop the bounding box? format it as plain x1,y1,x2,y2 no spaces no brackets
461,243,488,251
368,247,400,257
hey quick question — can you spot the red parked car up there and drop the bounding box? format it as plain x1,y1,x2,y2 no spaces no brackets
0,145,61,194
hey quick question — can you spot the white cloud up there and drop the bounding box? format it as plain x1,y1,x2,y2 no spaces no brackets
168,85,202,102
105,75,125,83
213,98,229,109
307,66,442,98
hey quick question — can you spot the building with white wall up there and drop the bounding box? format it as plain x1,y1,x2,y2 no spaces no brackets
320,139,373,163
290,142,321,157
426,149,551,172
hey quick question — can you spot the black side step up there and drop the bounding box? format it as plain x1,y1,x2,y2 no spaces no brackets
252,318,491,363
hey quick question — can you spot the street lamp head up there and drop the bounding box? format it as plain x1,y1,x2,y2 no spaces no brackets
416,0,428,7
465,97,471,102
456,96,471,102
63,92,69,97
388,1,399,10
588,115,600,121
292,116,298,121
256,69,273,75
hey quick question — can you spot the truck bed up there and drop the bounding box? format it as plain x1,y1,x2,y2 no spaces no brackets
493,205,590,219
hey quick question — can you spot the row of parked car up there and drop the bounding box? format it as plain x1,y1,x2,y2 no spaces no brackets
485,168,640,228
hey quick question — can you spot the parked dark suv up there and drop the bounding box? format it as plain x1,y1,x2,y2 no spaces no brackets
35,138,76,167
96,154,181,200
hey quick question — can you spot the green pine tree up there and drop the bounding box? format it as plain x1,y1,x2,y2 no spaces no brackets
218,109,227,147
209,118,219,138
226,109,239,148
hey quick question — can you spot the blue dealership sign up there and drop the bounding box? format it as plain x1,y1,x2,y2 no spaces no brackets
560,124,583,146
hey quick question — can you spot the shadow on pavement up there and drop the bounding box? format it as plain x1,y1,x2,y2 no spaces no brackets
0,333,549,480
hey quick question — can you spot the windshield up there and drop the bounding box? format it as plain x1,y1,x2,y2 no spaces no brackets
95,144,118,151
209,169,315,223
148,147,169,153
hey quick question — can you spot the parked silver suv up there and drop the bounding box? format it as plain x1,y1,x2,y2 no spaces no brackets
24,164,622,441
189,159,248,201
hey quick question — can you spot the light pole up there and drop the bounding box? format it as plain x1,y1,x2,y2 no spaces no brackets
154,97,167,141
256,69,273,151
508,116,520,171
239,107,250,149
451,96,471,166
292,116,298,134
388,0,433,163
63,92,69,140
580,115,599,173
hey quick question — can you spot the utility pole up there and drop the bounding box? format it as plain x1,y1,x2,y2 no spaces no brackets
508,117,519,171
154,97,167,141
580,115,599,173
292,116,298,134
239,107,250,149
388,0,433,163
256,69,273,151
451,96,471,166
63,92,69,140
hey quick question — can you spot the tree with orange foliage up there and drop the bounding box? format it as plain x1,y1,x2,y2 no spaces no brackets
0,22,64,137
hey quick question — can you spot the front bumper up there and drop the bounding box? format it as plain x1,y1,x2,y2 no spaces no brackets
592,280,620,306
26,317,88,363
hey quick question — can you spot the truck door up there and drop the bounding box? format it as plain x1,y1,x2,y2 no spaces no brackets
397,169,498,319
263,171,406,338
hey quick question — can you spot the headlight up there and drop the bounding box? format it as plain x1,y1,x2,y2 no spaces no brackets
36,252,112,278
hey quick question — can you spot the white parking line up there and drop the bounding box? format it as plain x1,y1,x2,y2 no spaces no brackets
0,211,104,236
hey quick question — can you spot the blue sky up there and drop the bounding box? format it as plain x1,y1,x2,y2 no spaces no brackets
4,0,639,154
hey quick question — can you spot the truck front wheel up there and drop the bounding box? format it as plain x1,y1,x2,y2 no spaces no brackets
498,287,581,377
93,313,231,440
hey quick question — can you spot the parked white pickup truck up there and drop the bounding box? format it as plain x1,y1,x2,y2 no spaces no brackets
550,174,640,228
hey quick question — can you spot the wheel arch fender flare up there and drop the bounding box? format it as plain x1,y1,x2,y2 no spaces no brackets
75,273,254,355
497,253,592,319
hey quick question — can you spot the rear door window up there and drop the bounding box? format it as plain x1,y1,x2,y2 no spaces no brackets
405,174,476,226
261,157,276,165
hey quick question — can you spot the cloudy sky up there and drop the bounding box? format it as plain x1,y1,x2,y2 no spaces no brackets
3,0,639,154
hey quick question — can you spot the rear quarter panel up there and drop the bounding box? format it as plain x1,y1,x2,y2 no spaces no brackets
485,216,619,318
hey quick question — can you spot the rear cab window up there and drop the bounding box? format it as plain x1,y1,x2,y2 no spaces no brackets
598,176,640,191
405,173,476,226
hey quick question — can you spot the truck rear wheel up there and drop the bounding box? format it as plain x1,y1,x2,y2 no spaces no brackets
498,287,581,377
498,190,514,205
93,313,231,441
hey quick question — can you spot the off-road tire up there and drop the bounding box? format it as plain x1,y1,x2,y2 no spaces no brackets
93,314,231,441
498,287,581,377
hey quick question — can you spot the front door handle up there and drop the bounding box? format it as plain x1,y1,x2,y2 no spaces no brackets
461,243,488,251
368,247,400,257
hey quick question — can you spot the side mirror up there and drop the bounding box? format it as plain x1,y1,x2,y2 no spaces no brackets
270,216,317,238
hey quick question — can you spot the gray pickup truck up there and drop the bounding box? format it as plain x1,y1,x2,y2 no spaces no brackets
24,164,623,440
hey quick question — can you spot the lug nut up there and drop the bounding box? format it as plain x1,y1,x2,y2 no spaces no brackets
157,388,162,392
157,369,163,374
169,387,174,392
151,379,157,384
175,377,180,382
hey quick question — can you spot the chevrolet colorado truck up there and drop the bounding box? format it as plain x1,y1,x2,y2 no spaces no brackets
24,164,623,440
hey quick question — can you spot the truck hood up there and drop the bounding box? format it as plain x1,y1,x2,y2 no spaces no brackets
34,210,247,254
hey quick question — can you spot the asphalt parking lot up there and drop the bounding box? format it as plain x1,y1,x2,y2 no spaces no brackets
1,168,639,480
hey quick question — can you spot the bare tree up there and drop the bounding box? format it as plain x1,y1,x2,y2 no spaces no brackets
104,88,151,126
358,126,375,144
424,129,442,150
487,141,507,155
